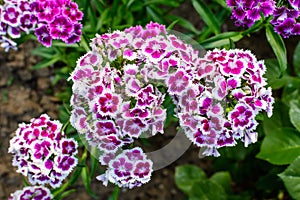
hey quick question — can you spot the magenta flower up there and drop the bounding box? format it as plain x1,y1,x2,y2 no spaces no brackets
271,6,300,37
63,2,83,22
142,37,169,62
49,15,73,40
167,70,190,95
96,93,121,116
8,114,78,188
37,0,60,23
0,0,83,50
227,0,276,27
9,186,52,200
2,5,21,27
97,147,153,189
35,25,52,47
289,0,300,10
176,49,274,157
229,104,254,130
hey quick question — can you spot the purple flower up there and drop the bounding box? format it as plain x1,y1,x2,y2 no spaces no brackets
96,92,121,116
97,147,153,189
64,22,82,44
9,186,52,200
37,0,60,22
2,5,21,27
19,12,37,33
177,49,274,156
289,0,300,10
49,15,73,40
270,6,300,37
63,2,83,22
142,37,169,62
167,70,190,95
8,114,78,188
227,0,276,27
229,104,254,130
35,25,52,47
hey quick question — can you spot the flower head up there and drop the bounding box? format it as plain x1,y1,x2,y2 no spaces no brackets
9,186,52,200
8,114,78,188
176,49,274,157
97,147,153,189
0,0,83,51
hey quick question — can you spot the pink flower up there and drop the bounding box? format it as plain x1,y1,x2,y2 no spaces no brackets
8,114,78,188
96,93,121,116
167,70,190,95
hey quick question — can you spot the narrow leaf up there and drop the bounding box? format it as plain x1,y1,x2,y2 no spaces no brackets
192,0,220,35
265,25,287,73
200,31,243,48
31,57,60,70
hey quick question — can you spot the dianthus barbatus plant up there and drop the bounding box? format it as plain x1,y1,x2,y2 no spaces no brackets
69,22,274,188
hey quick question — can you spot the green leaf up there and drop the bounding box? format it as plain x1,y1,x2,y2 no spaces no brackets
146,6,164,24
143,0,181,7
175,165,206,194
209,171,232,193
31,46,58,59
189,180,227,200
167,15,201,35
293,41,300,77
262,101,288,135
290,101,300,132
213,0,229,8
257,128,300,165
81,166,97,198
200,32,243,48
265,25,287,73
108,186,120,200
191,0,220,35
264,59,286,89
31,57,60,70
279,156,300,200
55,189,76,200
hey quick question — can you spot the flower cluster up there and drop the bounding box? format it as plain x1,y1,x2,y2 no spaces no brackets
8,114,78,188
0,0,37,51
69,21,199,188
0,0,83,51
226,0,276,27
97,147,153,189
33,0,83,47
9,186,52,200
69,22,273,187
70,22,182,188
227,0,300,38
270,6,300,38
176,49,274,156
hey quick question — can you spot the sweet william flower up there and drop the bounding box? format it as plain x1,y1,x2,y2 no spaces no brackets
8,114,78,188
97,147,153,189
0,0,83,51
9,186,52,200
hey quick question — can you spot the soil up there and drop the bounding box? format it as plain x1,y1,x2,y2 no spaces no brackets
1,2,300,199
